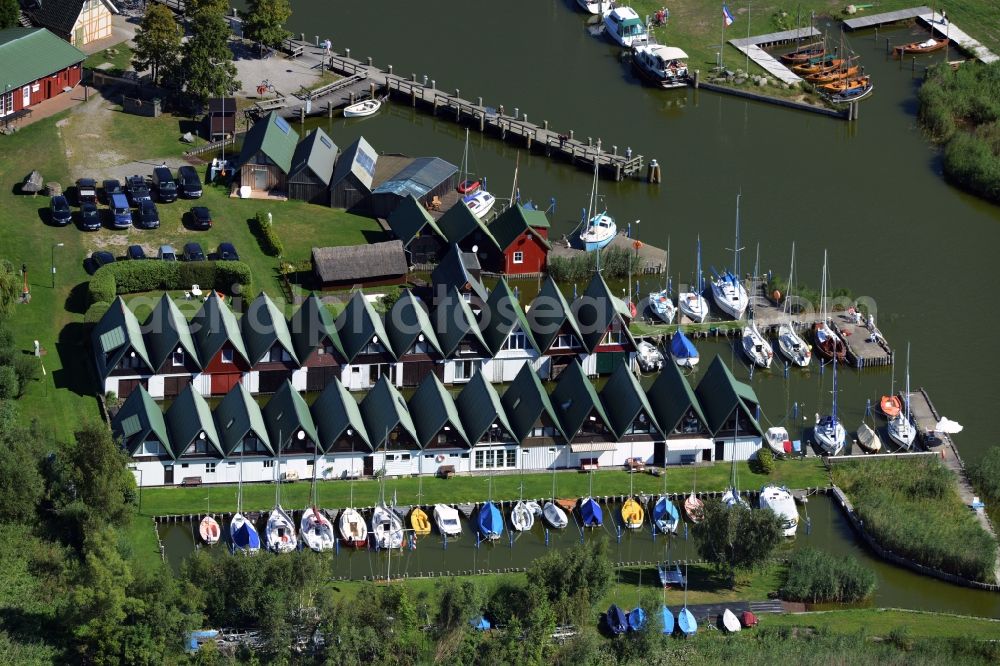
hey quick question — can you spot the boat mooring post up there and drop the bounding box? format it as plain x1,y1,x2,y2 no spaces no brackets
508,529,514,549
684,522,688,540
545,527,550,546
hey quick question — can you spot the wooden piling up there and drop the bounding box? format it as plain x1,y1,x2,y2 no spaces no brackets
694,69,700,88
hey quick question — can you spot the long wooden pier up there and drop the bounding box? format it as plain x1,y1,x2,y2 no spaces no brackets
728,27,822,85
843,6,998,64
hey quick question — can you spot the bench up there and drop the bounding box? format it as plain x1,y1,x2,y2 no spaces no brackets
180,476,202,487
579,458,599,472
437,465,455,479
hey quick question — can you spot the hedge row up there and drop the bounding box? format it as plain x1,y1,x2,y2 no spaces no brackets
87,261,253,305
251,212,284,257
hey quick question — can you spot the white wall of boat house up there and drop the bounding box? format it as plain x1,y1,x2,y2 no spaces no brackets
716,437,763,462
481,347,539,383
291,368,309,391
663,437,714,465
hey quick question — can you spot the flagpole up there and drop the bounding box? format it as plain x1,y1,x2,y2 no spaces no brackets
720,6,725,71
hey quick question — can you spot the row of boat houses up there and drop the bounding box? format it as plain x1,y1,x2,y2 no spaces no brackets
92,272,640,401
113,355,764,487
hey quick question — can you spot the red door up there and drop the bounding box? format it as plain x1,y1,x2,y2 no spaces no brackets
211,373,241,395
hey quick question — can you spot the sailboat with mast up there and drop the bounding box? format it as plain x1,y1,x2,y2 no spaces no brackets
199,487,220,546
815,358,847,456
543,465,569,529
372,432,404,549
653,468,679,534
887,344,916,450
679,236,709,323
677,562,697,636
711,194,749,320
780,10,824,64
300,451,335,552
684,467,704,523
741,244,773,369
477,475,504,541
457,128,495,219
648,239,677,324
670,330,699,368
265,434,298,553
721,418,751,509
338,440,368,548
510,474,534,532
813,250,846,363
409,456,431,537
580,472,604,528
777,242,812,367
578,158,617,252
621,441,644,529
230,442,260,554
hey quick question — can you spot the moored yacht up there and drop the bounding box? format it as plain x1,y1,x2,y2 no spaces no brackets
603,7,649,48
631,44,689,88
759,485,799,537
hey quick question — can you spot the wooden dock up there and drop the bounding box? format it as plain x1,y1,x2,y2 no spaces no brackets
729,27,822,85
843,6,998,64
842,6,932,30
829,312,893,368
325,53,646,181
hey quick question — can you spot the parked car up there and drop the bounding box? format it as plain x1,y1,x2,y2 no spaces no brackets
183,242,206,261
158,245,177,261
176,165,203,198
76,178,97,205
188,206,212,230
126,245,147,260
102,179,123,203
217,242,239,261
109,193,133,229
50,195,72,225
126,175,152,205
152,166,178,203
136,200,160,229
79,202,101,231
92,251,115,268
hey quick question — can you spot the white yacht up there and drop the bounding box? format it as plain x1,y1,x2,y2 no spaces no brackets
631,44,689,88
759,485,799,537
741,322,773,368
888,344,917,450
577,0,613,14
777,322,812,367
603,7,649,48
433,503,462,538
648,289,676,324
372,503,404,549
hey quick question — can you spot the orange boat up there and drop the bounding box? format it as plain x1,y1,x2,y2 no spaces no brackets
780,42,825,64
199,515,220,545
880,395,902,418
807,65,859,84
793,57,843,75
819,74,871,95
894,37,949,55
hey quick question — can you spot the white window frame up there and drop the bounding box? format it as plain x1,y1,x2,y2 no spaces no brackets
172,350,184,367
221,348,234,364
512,251,524,264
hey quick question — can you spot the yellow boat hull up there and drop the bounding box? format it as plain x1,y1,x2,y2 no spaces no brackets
410,507,431,536
622,497,644,529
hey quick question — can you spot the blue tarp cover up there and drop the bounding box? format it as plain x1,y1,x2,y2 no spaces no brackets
671,331,698,359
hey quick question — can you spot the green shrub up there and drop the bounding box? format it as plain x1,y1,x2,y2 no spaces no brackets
84,301,111,324
11,354,41,392
942,126,1000,202
547,246,640,282
250,211,284,257
87,261,253,304
0,366,18,400
781,547,876,603
88,269,116,305
754,447,775,475
969,447,1000,504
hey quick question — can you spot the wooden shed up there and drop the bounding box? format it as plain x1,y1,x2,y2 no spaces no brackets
231,111,299,198
288,128,338,204
206,97,236,140
328,136,378,211
369,156,458,219
311,241,408,289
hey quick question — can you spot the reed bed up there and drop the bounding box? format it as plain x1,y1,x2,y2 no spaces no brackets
781,547,876,603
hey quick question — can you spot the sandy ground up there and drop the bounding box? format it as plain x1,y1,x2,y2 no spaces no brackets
231,46,324,98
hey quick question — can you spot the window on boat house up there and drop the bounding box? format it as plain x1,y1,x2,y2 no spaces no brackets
140,439,164,456
625,413,653,435
673,409,704,436
361,340,385,355
453,360,477,381
268,345,292,362
474,447,517,470
602,326,626,346
172,350,185,367
513,251,524,264
412,339,430,354
235,435,267,454
206,463,216,474
221,349,234,364
504,330,527,351
552,334,577,349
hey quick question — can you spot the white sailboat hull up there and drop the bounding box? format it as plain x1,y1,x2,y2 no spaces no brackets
777,323,811,367
741,323,773,368
510,501,535,532
815,420,846,456
338,507,368,546
266,506,298,553
300,507,335,552
648,291,676,324
887,415,916,449
857,422,883,453
721,608,742,633
678,292,708,323
543,501,568,529
711,280,749,320
372,504,404,549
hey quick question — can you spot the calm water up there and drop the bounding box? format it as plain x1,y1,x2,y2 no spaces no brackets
220,1,1000,612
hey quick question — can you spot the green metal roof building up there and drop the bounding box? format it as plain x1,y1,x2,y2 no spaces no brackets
0,28,84,113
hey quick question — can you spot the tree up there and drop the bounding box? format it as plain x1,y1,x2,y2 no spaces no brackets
693,500,784,585
436,578,482,631
0,260,19,317
0,0,18,31
243,0,292,52
0,404,45,523
181,5,240,104
67,530,133,664
132,4,182,85
528,538,614,609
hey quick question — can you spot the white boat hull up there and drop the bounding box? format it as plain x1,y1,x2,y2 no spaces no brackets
721,608,742,633
543,501,568,529
464,190,495,219
338,507,368,546
887,415,916,449
433,503,462,537
372,504,404,549
765,426,792,456
711,280,749,320
343,98,382,118
510,501,535,532
678,292,709,323
857,422,883,453
741,323,773,368
300,507,335,552
759,485,799,537
815,420,846,456
777,323,811,367
636,341,664,372
266,506,298,553
648,291,676,324
672,352,699,368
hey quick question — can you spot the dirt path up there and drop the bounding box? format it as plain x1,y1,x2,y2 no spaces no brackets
56,94,129,181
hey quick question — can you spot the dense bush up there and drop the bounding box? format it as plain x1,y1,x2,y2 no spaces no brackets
547,245,640,282
781,547,876,603
0,366,17,400
87,260,253,305
11,354,40,393
969,446,1000,504
942,126,1000,202
251,211,284,257
84,301,110,324
754,447,775,474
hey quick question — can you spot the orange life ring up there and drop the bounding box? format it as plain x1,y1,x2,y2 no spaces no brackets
435,454,445,463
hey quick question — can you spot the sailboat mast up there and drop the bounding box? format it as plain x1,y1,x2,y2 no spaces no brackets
509,152,519,206
784,242,796,318
904,343,911,420
696,236,702,293
734,194,742,277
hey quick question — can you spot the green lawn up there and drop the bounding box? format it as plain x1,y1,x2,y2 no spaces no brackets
137,459,829,516
83,42,134,76
766,607,1000,640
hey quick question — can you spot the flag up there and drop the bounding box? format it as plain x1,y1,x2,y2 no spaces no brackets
723,4,735,26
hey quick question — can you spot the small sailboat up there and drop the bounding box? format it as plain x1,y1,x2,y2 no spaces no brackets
722,419,751,509
815,358,847,456
721,608,742,633
621,496,644,530
526,501,543,517
200,515,221,545
458,129,495,219
477,501,504,540
433,503,462,537
410,507,431,536
660,605,675,635
857,422,883,453
759,485,799,537
575,0,607,15
776,243,811,367
678,563,697,637
721,487,750,509
791,55,843,74
578,159,617,252
741,322,773,368
684,469,704,523
825,74,874,103
266,506,297,553
894,37,949,55
300,507,335,552
628,607,647,631
607,604,628,635
580,496,603,527
343,95,384,118
813,250,847,363
648,241,676,324
543,501,568,529
670,330,699,368
679,237,709,323
710,195,749,320
888,344,916,450
372,503,404,549
780,41,824,64
230,443,259,554
338,507,368,547
653,496,680,534
510,500,534,532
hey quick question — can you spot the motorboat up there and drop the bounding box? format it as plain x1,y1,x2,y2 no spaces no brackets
758,485,799,537
543,501,568,529
338,507,369,547
199,515,220,545
721,608,742,633
409,506,432,536
670,330,699,368
621,496,644,529
648,289,676,324
510,500,535,532
230,512,260,554
711,270,748,320
660,606,675,635
463,190,495,220
857,422,883,453
652,496,679,534
265,506,298,553
576,0,610,14
628,607,647,631
631,44,689,88
300,506,335,552
721,487,750,510
679,237,709,323
777,322,812,367
880,394,902,418
765,426,793,456
636,340,664,372
477,501,504,540
603,7,649,48
343,96,383,118
580,496,603,527
456,129,495,219
607,604,628,635
683,493,703,523
677,606,697,636
894,37,949,55
433,503,462,538
741,322,773,368
580,212,617,251
372,503,404,549
815,415,846,455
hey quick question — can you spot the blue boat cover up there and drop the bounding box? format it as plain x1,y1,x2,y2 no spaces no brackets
671,331,698,360
653,497,679,525
660,606,675,634
232,520,260,550
678,607,697,636
470,615,491,631
628,607,647,631
607,604,628,635
477,501,504,538
580,497,603,527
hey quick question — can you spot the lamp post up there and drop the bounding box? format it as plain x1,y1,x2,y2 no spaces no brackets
51,242,64,289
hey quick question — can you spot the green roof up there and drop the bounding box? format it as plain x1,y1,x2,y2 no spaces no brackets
432,285,489,357
599,360,660,440
436,201,501,252
92,297,154,380
408,374,469,448
501,364,568,442
235,111,300,174
646,361,709,435
360,376,418,449
550,360,612,441
571,273,635,352
478,279,538,356
386,194,445,247
241,292,299,365
456,371,514,444
112,386,174,458
213,383,273,456
289,127,338,185
262,381,319,452
144,294,201,370
0,28,85,92
487,204,551,251
335,290,395,361
289,292,344,361
311,377,371,452
385,290,443,357
165,385,224,459
694,357,763,437
525,276,583,353
192,292,250,365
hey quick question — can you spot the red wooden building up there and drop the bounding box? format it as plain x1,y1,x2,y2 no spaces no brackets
0,28,85,121
487,204,551,275
191,293,251,395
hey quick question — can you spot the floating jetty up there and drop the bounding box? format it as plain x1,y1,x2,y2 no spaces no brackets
842,6,998,64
